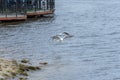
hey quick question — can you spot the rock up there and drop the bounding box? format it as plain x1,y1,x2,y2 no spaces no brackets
39,62,48,65
0,58,41,79
19,78,27,80
0,76,5,80
21,59,29,63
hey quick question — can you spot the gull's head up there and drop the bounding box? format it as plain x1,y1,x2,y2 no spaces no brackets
63,32,73,38
63,32,70,36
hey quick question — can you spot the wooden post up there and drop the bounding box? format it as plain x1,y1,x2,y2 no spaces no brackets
5,0,7,18
15,0,18,18
39,0,41,10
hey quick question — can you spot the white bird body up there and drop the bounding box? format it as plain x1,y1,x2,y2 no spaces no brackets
52,35,65,41
52,32,73,42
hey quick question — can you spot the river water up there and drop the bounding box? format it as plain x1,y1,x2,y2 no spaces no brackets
0,0,120,80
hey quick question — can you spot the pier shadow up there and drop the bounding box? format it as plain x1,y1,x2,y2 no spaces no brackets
0,14,55,27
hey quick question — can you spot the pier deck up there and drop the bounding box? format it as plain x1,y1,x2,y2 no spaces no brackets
0,14,27,21
27,10,54,17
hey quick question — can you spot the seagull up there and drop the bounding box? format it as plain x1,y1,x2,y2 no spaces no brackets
52,35,65,41
52,32,73,41
63,32,73,38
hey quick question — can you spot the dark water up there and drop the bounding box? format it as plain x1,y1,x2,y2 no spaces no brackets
1,0,120,80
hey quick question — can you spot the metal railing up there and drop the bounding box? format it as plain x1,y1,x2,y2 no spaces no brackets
26,0,55,12
0,0,55,17
0,0,27,18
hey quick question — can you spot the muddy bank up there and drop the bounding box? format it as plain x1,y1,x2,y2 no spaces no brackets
0,58,41,80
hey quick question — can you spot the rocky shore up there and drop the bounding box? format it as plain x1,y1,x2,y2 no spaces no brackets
0,58,41,80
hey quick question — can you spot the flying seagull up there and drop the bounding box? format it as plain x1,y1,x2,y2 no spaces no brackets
52,32,73,41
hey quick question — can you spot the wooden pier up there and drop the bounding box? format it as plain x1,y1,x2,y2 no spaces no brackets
0,15,27,21
0,0,55,22
27,10,54,17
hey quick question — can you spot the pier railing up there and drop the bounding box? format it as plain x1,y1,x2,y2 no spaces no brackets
0,0,27,18
0,0,55,21
26,0,55,12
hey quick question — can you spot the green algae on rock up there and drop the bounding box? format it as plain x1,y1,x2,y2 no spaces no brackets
0,58,41,80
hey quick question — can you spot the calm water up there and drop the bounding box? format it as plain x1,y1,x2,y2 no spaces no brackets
0,0,120,80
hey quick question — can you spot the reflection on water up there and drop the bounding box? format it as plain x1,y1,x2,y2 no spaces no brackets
1,0,120,80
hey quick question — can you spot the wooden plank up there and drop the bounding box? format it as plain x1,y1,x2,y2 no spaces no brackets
0,9,55,21
0,16,27,21
27,10,54,17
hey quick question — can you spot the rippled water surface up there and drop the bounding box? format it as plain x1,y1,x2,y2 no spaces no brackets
1,0,120,80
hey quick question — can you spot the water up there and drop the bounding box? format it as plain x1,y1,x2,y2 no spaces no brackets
0,0,120,80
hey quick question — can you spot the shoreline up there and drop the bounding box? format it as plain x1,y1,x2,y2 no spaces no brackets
0,58,41,80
